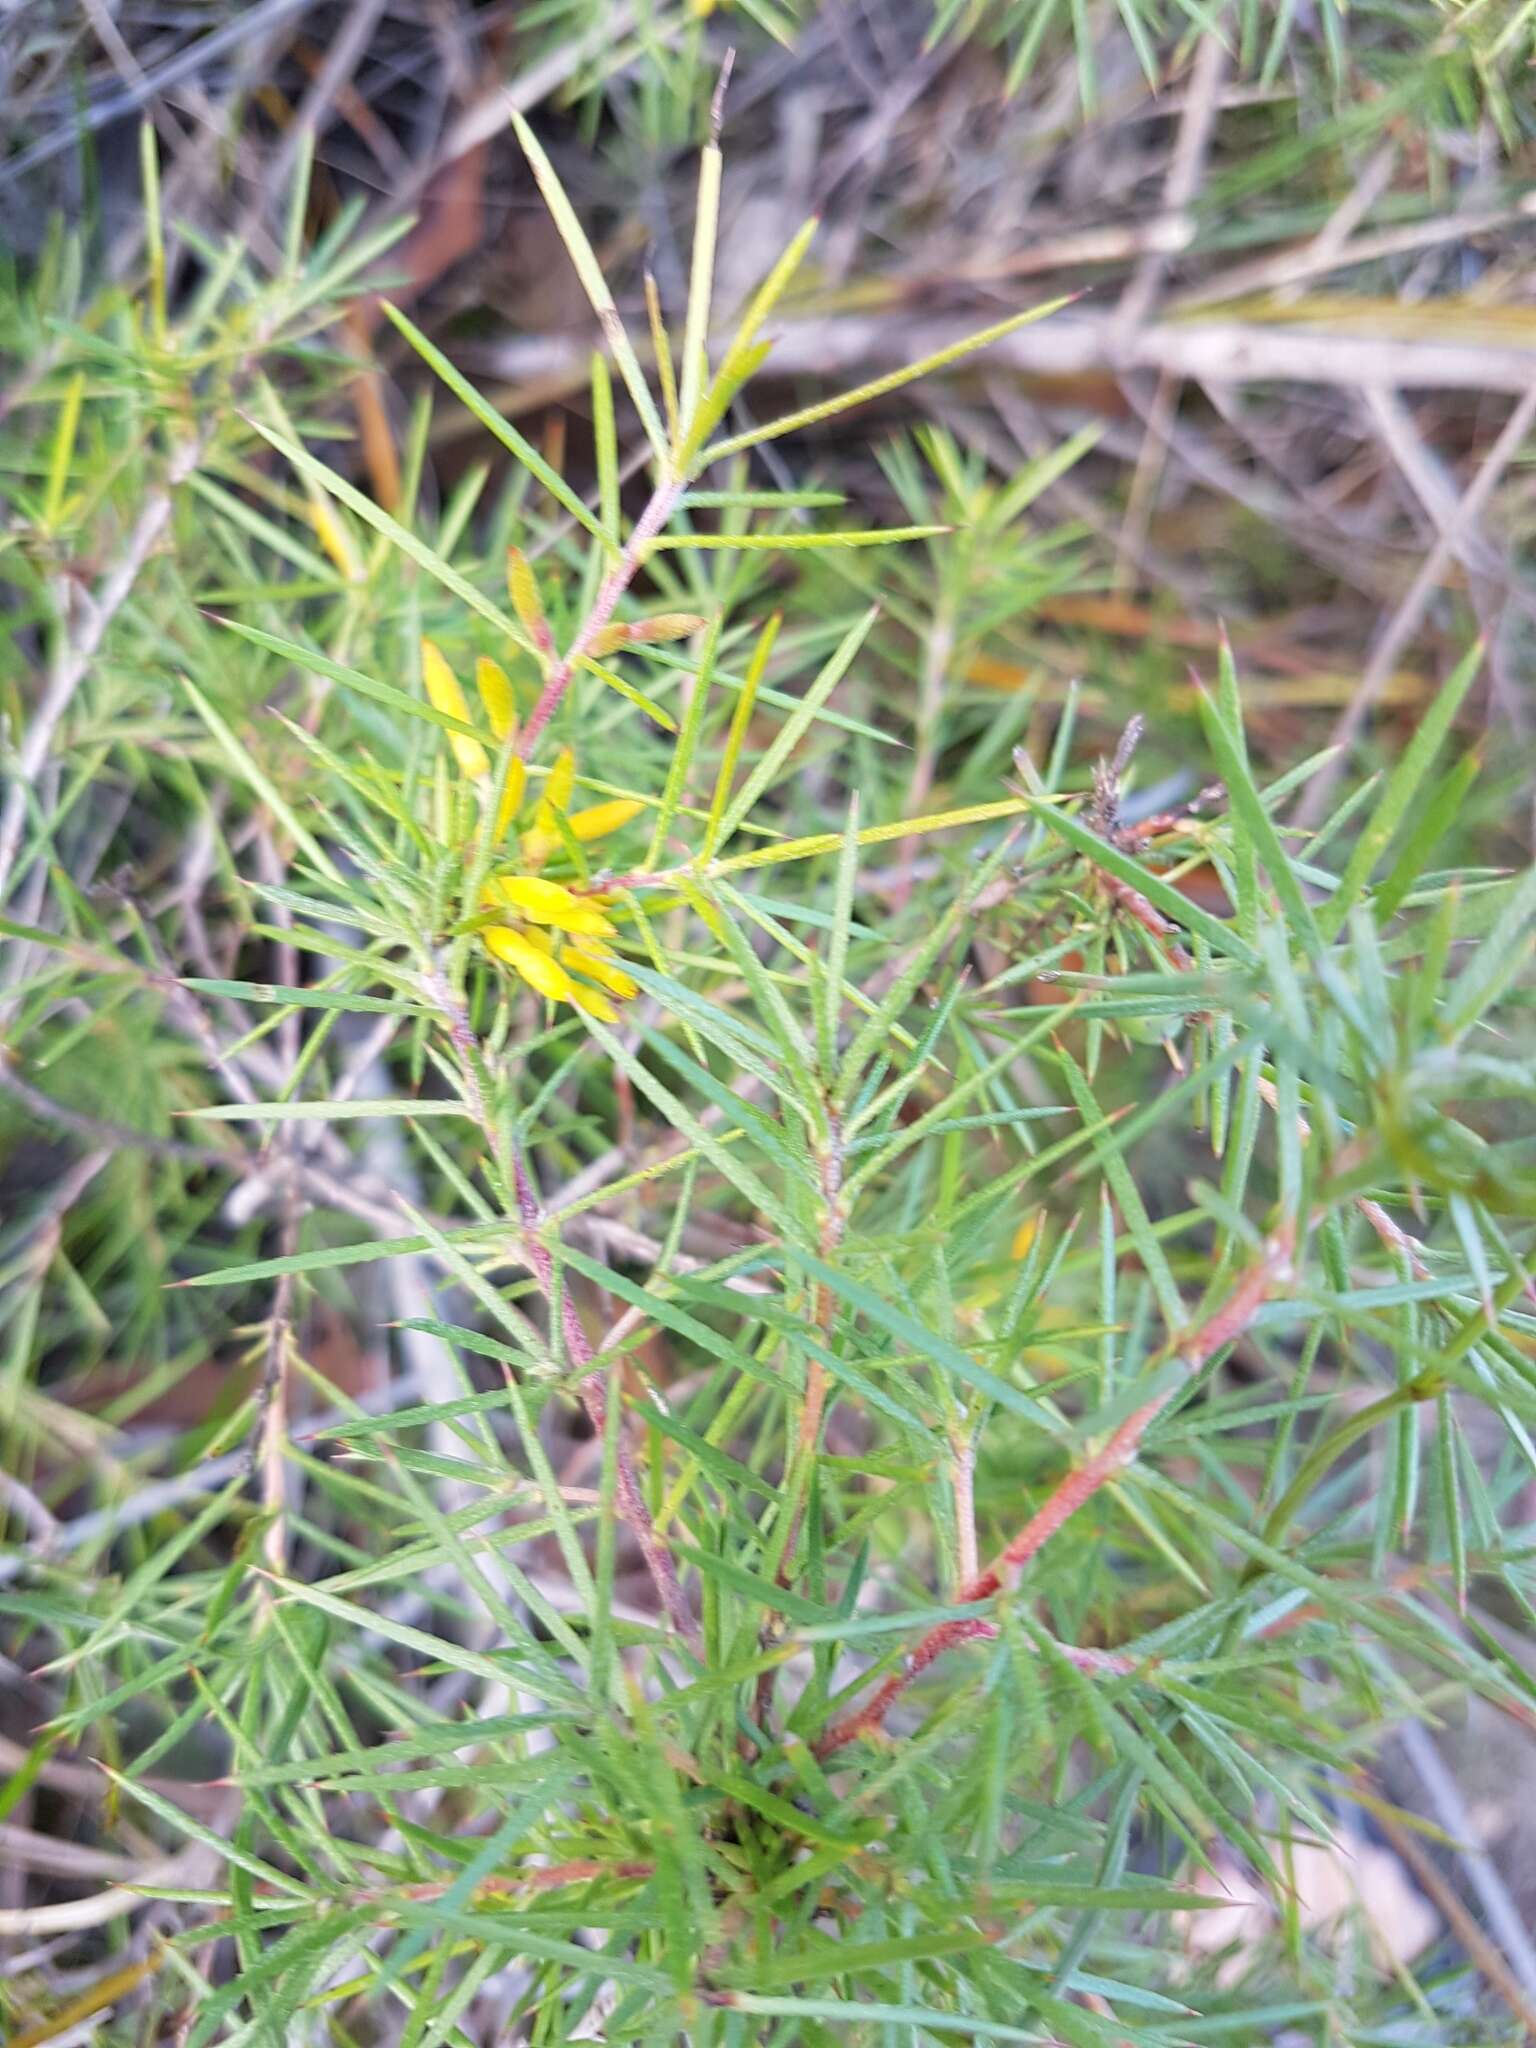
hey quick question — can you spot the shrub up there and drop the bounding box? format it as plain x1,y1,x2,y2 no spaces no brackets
3,102,1535,2048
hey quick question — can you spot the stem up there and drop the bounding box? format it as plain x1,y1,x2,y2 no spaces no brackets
512,1149,701,1654
890,591,956,910
518,476,682,757
962,1225,1292,1608
949,1416,979,1592
797,1119,847,1464
778,1118,849,1577
394,1857,656,1903
425,969,699,1653
0,431,208,901
751,1115,846,1736
1254,1372,1442,1562
814,1227,1294,1757
256,1234,298,1589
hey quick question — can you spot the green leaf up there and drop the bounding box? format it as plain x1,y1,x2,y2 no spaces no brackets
1053,1044,1185,1333
1443,861,1536,1036
511,110,668,463
174,1220,504,1289
648,524,948,550
176,671,341,884
1194,685,1322,957
183,1098,473,1122
1321,639,1483,937
714,608,876,846
700,297,1074,466
380,300,610,543
180,977,425,1015
785,1247,1055,1425
644,612,720,868
244,417,535,655
675,1545,836,1624
703,613,777,861
677,123,721,444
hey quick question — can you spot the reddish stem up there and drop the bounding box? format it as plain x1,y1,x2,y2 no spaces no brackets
814,1227,1294,1757
512,1152,701,1654
518,479,682,757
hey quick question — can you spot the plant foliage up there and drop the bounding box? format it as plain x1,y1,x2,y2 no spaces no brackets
2,83,1535,2048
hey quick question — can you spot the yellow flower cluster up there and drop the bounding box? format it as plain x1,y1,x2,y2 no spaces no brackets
480,875,637,1023
419,636,642,1023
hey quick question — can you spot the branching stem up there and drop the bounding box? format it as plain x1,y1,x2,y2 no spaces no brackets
518,476,682,756
814,1227,1294,1757
511,1150,702,1654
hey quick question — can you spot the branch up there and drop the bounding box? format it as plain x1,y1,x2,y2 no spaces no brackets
752,1113,848,1735
382,1856,656,1906
415,968,700,1651
477,308,1536,402
814,1227,1295,1757
517,477,682,756
791,1116,847,1528
0,432,208,900
510,1150,701,1656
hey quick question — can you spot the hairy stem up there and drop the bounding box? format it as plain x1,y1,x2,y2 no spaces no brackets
518,476,681,756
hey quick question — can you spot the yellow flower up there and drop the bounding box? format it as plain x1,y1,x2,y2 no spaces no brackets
485,874,615,939
481,784,645,1018
475,656,517,742
562,798,646,842
1011,1211,1042,1260
516,749,645,865
420,638,528,833
481,876,638,1022
421,640,645,857
421,637,490,781
419,638,644,1019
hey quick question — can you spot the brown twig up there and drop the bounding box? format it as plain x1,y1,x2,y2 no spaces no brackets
1295,382,1536,827
1096,871,1195,971
1171,195,1536,314
256,1225,299,1586
948,1415,980,1592
1370,1800,1536,2038
0,1467,60,1551
1395,1717,1536,2002
0,1053,240,1170
1111,33,1223,595
392,4,647,211
1073,723,1200,969
475,310,1536,401
0,1836,221,1938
